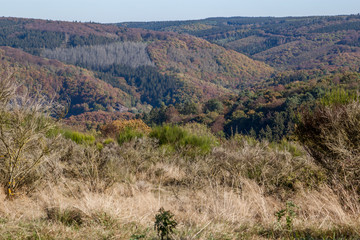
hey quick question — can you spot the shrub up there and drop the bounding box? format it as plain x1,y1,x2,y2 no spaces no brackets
103,138,115,145
269,139,304,157
58,143,120,192
101,119,151,137
154,208,177,240
96,142,104,151
62,129,95,145
215,135,326,192
150,125,186,145
149,125,215,154
117,127,144,145
0,73,59,197
296,97,360,193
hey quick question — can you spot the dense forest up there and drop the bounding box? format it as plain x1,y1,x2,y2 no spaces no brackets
142,71,360,141
94,65,183,107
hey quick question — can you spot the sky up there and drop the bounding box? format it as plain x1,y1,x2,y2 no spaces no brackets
1,0,360,23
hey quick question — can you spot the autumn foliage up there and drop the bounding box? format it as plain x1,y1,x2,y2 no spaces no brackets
101,119,151,137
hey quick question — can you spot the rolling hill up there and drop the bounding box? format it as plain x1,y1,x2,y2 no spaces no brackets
118,15,360,72
0,46,135,116
0,17,275,114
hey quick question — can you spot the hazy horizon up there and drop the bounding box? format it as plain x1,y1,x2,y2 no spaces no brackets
1,0,359,23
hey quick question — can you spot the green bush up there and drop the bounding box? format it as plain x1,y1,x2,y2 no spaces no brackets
149,125,215,153
150,125,186,145
103,138,115,145
62,129,96,145
96,142,104,151
154,208,177,240
117,127,144,145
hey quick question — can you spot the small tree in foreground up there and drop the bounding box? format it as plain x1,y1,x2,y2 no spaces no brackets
0,72,59,198
154,208,177,240
295,89,360,194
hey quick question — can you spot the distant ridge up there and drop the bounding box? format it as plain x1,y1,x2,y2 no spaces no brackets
116,14,360,71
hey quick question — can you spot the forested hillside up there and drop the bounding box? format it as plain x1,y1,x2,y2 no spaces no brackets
0,46,136,116
1,16,360,136
0,17,274,115
119,15,360,71
146,35,274,100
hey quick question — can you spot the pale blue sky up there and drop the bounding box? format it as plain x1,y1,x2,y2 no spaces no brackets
1,0,360,23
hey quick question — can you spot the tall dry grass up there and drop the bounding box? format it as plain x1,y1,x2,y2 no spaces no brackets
1,133,360,239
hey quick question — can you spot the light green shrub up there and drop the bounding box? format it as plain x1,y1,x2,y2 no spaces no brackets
62,129,95,145
117,127,144,145
103,138,115,145
149,125,216,154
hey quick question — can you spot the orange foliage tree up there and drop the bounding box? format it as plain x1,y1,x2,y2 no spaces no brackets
101,119,151,137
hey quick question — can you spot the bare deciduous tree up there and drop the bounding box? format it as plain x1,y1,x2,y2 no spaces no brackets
42,42,154,68
0,72,59,198
0,71,15,106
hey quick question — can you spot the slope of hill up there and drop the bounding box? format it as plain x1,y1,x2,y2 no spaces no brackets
3,15,360,121
0,46,137,116
146,35,274,99
118,15,360,71
0,17,275,110
253,40,360,71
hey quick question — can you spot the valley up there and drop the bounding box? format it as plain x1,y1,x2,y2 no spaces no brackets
0,14,360,239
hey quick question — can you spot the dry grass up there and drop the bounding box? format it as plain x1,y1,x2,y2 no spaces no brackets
1,135,360,239
1,181,359,239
